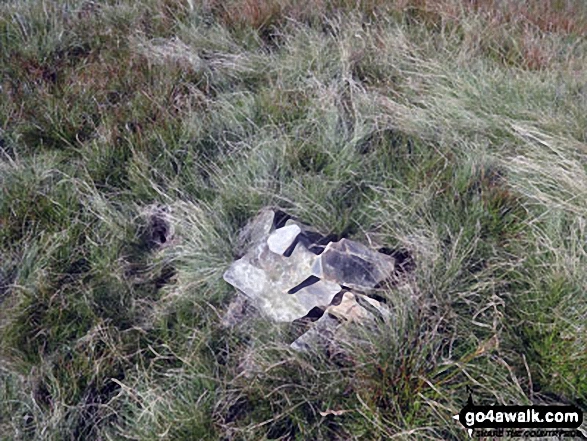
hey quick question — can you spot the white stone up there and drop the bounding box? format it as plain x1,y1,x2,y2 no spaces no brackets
223,240,321,322
293,279,341,311
267,224,301,255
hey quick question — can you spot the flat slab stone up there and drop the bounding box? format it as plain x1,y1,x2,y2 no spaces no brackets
267,224,301,255
237,209,275,251
224,261,306,321
327,292,373,322
326,290,390,323
224,210,396,339
290,313,339,352
315,239,395,291
224,239,322,322
292,279,341,311
355,294,391,320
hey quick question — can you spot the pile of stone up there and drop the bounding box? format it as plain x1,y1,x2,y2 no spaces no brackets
223,209,397,351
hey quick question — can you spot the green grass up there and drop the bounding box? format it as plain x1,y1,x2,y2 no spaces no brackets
1,0,587,439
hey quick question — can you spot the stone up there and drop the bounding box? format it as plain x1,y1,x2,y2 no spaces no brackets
327,292,373,322
237,208,275,251
223,262,303,322
267,224,301,255
325,291,388,323
290,293,389,351
223,209,400,349
316,239,395,291
290,313,340,352
285,218,302,228
355,294,391,320
223,238,324,322
292,278,341,311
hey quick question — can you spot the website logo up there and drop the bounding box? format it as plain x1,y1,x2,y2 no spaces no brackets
453,387,584,438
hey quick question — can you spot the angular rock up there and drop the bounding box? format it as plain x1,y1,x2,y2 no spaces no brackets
315,239,395,291
267,224,301,255
292,278,341,311
290,313,340,352
327,292,373,322
224,239,323,322
223,209,398,345
355,294,391,320
285,218,302,228
237,208,275,251
285,218,330,251
325,291,390,324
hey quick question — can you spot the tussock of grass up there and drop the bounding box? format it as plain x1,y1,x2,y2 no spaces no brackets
1,0,586,439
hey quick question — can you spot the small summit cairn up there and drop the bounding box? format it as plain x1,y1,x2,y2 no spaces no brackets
223,209,410,351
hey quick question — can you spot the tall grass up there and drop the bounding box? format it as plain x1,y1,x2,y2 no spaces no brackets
1,0,586,439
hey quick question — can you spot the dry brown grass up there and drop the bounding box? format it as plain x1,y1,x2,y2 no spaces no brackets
204,0,388,31
195,0,586,70
391,0,587,34
203,0,586,34
406,0,586,69
469,0,587,35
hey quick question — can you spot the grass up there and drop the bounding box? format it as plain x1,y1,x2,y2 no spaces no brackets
1,0,586,439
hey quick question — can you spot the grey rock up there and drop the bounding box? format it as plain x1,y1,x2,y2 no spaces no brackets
237,209,275,251
267,224,301,255
292,279,341,311
223,209,398,348
326,291,387,322
291,292,390,352
285,218,302,228
316,239,395,291
223,239,323,322
290,313,340,352
355,293,391,321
